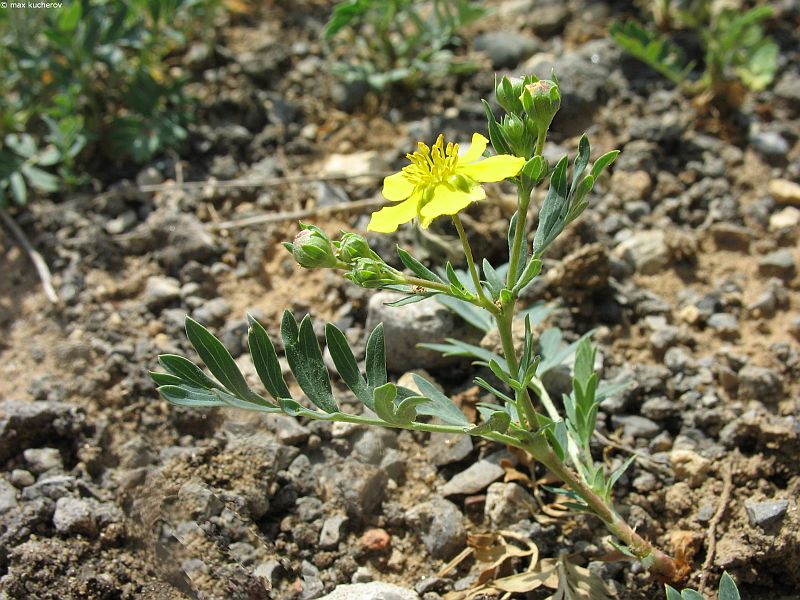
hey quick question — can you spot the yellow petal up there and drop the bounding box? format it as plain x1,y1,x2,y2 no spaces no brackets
459,154,525,182
382,171,415,202
368,196,420,233
459,133,489,164
419,184,485,228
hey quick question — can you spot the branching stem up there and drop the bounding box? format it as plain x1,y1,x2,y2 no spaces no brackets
452,214,491,309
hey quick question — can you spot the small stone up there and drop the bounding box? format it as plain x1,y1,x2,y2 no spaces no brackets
737,365,782,403
23,448,63,473
0,401,83,463
769,207,800,231
144,276,181,310
612,170,652,203
745,499,789,528
407,497,466,560
670,449,711,488
319,515,348,549
193,297,231,325
427,433,473,466
53,497,97,537
9,469,35,488
271,416,311,446
485,482,535,528
366,292,463,372
750,131,789,157
333,461,387,520
322,151,387,179
319,582,419,600
696,503,715,524
0,479,18,514
632,472,658,493
104,210,137,235
614,230,669,275
707,313,739,339
441,451,510,496
640,397,677,421
253,559,282,587
611,415,661,440
352,429,396,465
530,3,570,37
361,528,391,552
351,567,373,584
758,249,796,280
768,179,800,207
474,31,540,68
379,449,406,482
710,223,753,251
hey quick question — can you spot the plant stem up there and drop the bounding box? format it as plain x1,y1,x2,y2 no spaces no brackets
506,182,531,289
401,274,453,295
452,214,491,309
532,444,678,581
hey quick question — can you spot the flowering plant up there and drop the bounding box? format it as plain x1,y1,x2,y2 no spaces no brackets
152,74,683,584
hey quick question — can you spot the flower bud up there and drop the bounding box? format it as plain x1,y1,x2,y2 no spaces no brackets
286,225,338,269
499,113,536,158
519,78,561,133
495,75,525,115
337,232,380,265
344,258,401,288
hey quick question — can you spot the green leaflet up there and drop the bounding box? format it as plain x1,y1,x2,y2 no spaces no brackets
281,311,338,413
325,323,371,406
247,314,291,403
412,374,469,426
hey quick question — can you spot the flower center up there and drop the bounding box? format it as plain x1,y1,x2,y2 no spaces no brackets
402,134,460,187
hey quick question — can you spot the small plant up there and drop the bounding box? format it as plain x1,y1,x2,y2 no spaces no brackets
666,572,740,600
152,73,692,586
323,0,485,91
611,4,778,106
0,0,221,204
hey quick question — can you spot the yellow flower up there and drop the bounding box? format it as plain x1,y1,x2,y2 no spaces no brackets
368,133,525,233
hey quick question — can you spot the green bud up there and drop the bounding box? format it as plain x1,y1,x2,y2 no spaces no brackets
519,78,561,133
345,258,401,289
499,113,536,158
495,75,525,115
286,224,338,269
337,233,381,265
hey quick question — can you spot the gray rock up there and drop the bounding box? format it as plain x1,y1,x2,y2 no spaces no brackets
0,479,19,514
144,275,181,310
745,499,789,528
9,469,34,488
485,482,535,527
0,400,84,463
737,365,782,403
427,433,473,466
21,474,77,501
296,496,324,521
379,449,406,481
178,480,224,520
474,31,540,68
331,80,370,112
53,497,98,537
750,130,789,157
758,249,796,280
333,460,388,520
366,292,461,372
352,429,397,465
320,514,349,549
614,230,669,275
707,313,739,339
270,416,311,446
23,447,63,473
210,154,239,179
253,559,282,587
529,3,570,37
104,209,137,235
151,212,221,274
407,497,466,560
611,415,661,440
441,450,510,496
192,297,231,325
319,582,420,600
664,346,694,373
640,397,677,421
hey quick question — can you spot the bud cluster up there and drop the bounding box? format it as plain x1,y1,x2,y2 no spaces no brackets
490,73,561,162
284,224,402,289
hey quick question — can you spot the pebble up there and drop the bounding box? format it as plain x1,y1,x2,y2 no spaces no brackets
441,450,511,496
9,469,35,488
53,497,98,537
707,313,739,340
474,31,540,68
361,528,391,552
745,499,789,529
750,130,789,157
710,223,753,251
769,207,800,230
193,297,231,325
737,365,783,404
319,582,419,600
0,400,83,463
757,249,796,280
407,497,466,559
366,292,462,372
670,449,710,488
23,448,63,473
319,515,348,549
768,179,800,206
352,429,397,465
427,433,473,467
484,482,535,528
611,415,661,440
614,230,669,275
0,479,19,514
333,461,387,520
323,151,387,179
144,275,181,310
